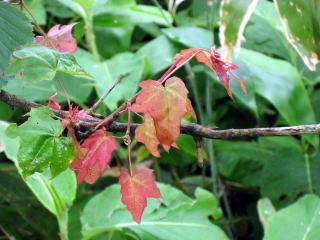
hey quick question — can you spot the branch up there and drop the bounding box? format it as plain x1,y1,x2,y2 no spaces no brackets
1,89,320,139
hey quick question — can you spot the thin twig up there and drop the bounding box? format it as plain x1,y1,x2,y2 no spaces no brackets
87,74,125,114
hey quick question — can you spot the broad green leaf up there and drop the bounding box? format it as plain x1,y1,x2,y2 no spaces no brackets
3,72,93,104
243,14,292,61
75,49,146,111
257,198,276,229
216,137,320,204
26,170,76,216
94,4,173,27
56,0,93,20
137,35,179,77
0,2,34,72
98,52,146,110
274,0,320,70
264,194,320,240
94,26,134,59
18,135,75,177
0,124,77,217
5,107,75,177
81,184,228,240
219,0,259,61
7,106,62,138
0,169,58,239
0,75,13,89
215,139,271,187
6,45,92,84
162,27,213,49
234,48,318,146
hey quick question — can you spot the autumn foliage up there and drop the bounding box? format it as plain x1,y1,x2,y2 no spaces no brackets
37,23,245,223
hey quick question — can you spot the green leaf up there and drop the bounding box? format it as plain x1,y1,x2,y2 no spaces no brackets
0,75,13,89
7,106,62,138
257,198,276,229
234,48,318,146
0,2,34,72
94,4,173,27
56,0,94,20
81,184,228,240
264,194,320,240
18,135,75,177
0,126,77,216
0,124,77,217
216,137,320,204
137,35,179,77
0,169,58,239
219,0,259,61
162,27,213,49
94,26,134,59
215,139,271,187
3,72,93,103
243,14,292,61
6,107,75,177
274,0,320,70
75,49,147,111
6,45,92,84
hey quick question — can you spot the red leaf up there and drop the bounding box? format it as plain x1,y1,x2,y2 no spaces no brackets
132,77,189,150
35,23,78,53
71,128,117,184
119,168,162,223
174,46,246,98
48,92,61,110
135,113,160,157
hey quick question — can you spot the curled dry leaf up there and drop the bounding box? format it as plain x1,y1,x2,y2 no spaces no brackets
132,77,196,155
35,23,78,53
70,128,117,184
119,168,162,223
174,46,246,98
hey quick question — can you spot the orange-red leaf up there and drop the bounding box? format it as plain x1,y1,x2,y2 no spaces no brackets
174,46,246,98
35,23,78,53
135,113,160,157
119,168,162,223
132,77,189,149
70,128,117,184
186,98,197,121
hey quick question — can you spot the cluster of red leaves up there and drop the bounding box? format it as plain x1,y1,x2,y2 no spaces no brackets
42,23,245,224
49,94,117,184
132,77,196,157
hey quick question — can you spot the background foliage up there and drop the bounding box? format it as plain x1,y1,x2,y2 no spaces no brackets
1,0,320,239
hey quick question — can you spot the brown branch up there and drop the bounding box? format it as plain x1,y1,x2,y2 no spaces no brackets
1,89,320,139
